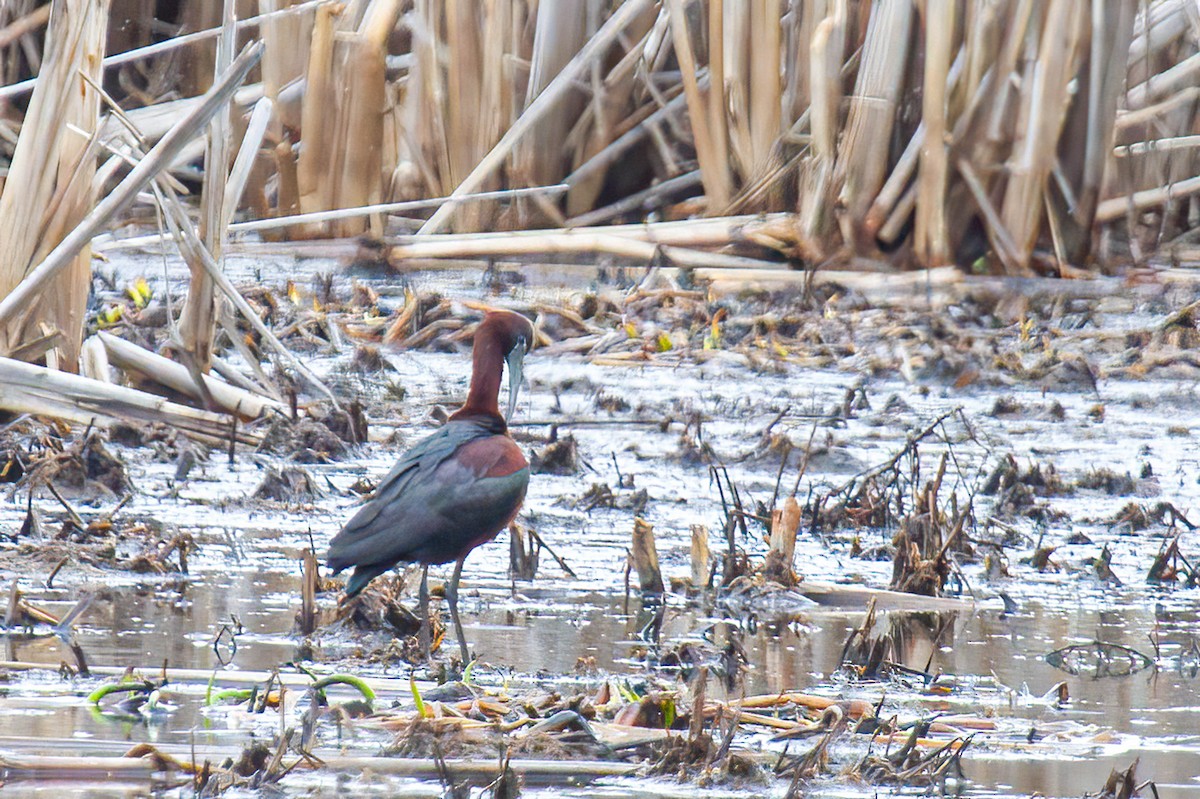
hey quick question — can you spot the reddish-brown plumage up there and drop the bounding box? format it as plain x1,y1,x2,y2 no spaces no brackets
451,311,535,424
455,435,529,479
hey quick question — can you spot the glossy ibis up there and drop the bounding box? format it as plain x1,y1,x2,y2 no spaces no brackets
327,309,534,662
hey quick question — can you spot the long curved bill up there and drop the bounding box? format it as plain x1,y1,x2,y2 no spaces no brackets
505,346,525,420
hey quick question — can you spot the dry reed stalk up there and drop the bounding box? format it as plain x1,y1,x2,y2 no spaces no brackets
290,0,398,237
257,0,314,223
259,0,313,130
706,0,729,192
0,0,323,102
177,0,236,375
1126,51,1200,112
332,28,390,234
395,212,791,247
1114,136,1200,158
564,88,690,190
0,4,49,51
515,1,593,191
665,0,731,212
232,185,568,233
1127,0,1190,85
720,1,753,178
565,5,659,216
418,0,656,234
222,97,275,232
783,0,827,123
690,524,710,587
388,229,776,270
998,2,1085,272
566,171,703,227
0,0,109,371
1094,174,1200,224
833,0,913,251
1062,0,1135,258
151,166,340,408
1115,86,1200,132
796,3,845,258
293,3,337,236
747,0,782,182
0,42,263,335
0,356,262,446
631,517,664,594
436,0,516,230
913,0,955,267
97,332,284,419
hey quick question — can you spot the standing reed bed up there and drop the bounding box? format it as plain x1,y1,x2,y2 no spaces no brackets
0,0,1198,380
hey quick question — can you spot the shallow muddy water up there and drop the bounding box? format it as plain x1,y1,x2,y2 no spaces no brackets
2,249,1200,797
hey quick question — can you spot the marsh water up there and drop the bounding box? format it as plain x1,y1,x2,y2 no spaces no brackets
1,248,1200,797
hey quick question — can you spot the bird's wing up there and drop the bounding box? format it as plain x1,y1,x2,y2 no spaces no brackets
326,418,500,570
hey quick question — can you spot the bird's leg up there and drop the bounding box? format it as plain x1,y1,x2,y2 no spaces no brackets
418,565,431,663
447,557,470,665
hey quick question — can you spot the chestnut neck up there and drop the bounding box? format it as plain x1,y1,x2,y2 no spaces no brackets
450,326,506,426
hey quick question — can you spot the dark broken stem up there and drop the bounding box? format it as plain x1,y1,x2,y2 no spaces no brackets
45,481,84,529
69,639,90,676
527,527,577,578
622,554,632,616
788,422,819,500
825,409,960,510
103,493,132,523
688,667,708,744
45,556,69,589
726,469,750,541
227,417,237,466
769,438,792,514
299,549,317,636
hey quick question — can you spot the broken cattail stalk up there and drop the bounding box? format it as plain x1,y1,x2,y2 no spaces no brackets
388,230,776,270
509,522,539,581
763,496,802,585
97,332,284,419
152,180,340,407
913,0,954,266
834,0,913,249
177,0,236,375
298,548,318,636
0,356,263,446
78,335,111,383
769,497,802,565
230,185,569,234
631,517,664,595
690,524,711,588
